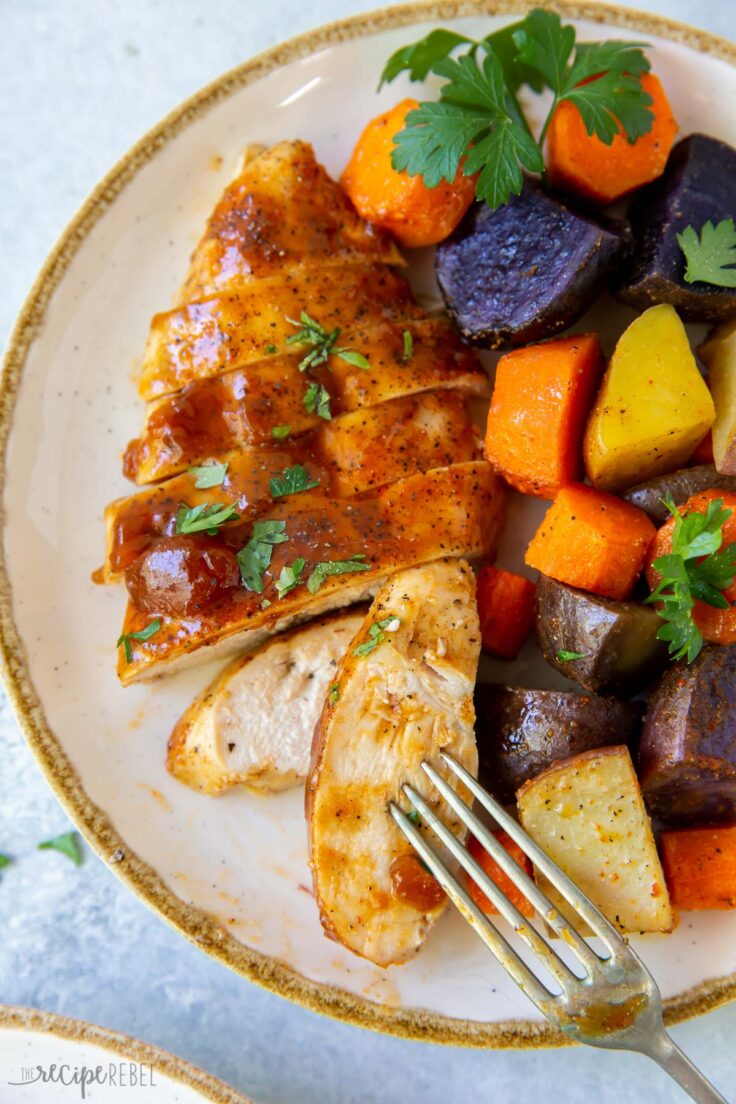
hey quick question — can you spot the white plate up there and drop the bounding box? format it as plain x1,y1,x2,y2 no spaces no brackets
0,1006,250,1103
2,0,736,1048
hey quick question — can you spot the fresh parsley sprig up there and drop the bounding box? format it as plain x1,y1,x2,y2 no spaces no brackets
175,501,240,536
117,619,161,663
677,218,736,288
238,520,288,593
269,464,320,498
286,312,370,372
645,495,736,663
382,8,653,210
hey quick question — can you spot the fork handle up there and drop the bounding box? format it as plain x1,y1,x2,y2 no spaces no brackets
646,1031,728,1103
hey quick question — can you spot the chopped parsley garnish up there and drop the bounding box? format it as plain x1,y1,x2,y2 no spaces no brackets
275,557,306,599
37,831,84,867
406,810,422,827
271,425,292,440
382,9,653,210
175,501,240,536
306,555,371,594
645,495,736,663
237,519,288,593
261,598,272,609
402,330,414,363
353,615,402,657
556,650,589,662
677,218,736,288
187,461,228,488
269,463,320,498
303,381,332,421
265,343,277,354
329,683,340,705
286,312,370,372
117,619,161,663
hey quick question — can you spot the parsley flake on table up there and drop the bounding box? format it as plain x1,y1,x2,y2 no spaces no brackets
187,461,228,488
353,615,402,657
383,8,653,210
271,425,292,440
269,463,320,498
677,218,736,288
0,853,12,870
303,381,332,421
117,619,161,663
175,501,240,536
237,519,288,593
645,495,736,663
286,312,370,372
37,831,84,867
275,557,306,599
306,555,371,594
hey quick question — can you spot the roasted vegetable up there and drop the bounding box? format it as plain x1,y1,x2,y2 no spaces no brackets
699,317,736,475
307,559,480,967
517,746,675,934
434,184,629,350
484,333,603,497
525,484,656,601
660,825,736,910
535,575,668,695
623,464,736,524
466,832,534,918
583,304,715,493
341,99,476,248
639,644,736,825
476,564,536,661
615,134,736,322
475,684,642,805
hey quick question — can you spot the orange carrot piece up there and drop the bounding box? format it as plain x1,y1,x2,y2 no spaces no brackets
546,73,678,205
660,825,736,910
646,489,736,645
484,334,603,497
476,564,536,660
341,99,476,248
467,832,535,918
525,484,656,600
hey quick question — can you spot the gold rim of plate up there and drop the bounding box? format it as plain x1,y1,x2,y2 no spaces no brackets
0,1005,251,1103
1,0,735,1049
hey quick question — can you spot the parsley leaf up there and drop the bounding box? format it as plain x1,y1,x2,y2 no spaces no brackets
556,650,589,662
188,461,228,488
175,501,239,536
117,619,161,663
335,348,371,370
402,330,413,363
379,28,474,89
645,495,736,663
353,615,402,657
269,463,320,498
406,810,422,827
328,682,340,705
271,425,291,440
38,831,84,867
677,219,736,288
286,312,369,372
303,381,332,421
237,520,288,593
307,555,371,594
275,557,306,599
0,853,12,870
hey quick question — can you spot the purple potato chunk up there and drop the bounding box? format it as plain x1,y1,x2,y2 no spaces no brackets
616,134,736,322
639,645,736,826
434,184,630,349
623,464,736,524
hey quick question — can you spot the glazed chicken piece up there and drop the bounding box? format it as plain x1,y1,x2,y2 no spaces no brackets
307,559,480,967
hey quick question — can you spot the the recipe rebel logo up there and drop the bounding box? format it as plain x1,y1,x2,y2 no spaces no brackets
7,1061,157,1098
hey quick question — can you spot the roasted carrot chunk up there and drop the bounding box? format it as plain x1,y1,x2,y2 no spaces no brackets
341,99,476,248
476,564,536,660
467,832,535,918
525,484,656,600
646,489,736,645
546,73,678,205
660,825,736,910
484,334,603,497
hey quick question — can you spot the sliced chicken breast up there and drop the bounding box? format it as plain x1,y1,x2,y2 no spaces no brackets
307,559,481,967
167,610,365,795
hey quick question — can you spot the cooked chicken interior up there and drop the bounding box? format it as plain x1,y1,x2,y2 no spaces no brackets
307,559,481,967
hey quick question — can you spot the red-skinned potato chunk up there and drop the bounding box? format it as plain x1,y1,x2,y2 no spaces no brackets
546,73,677,205
484,333,603,497
341,99,476,248
525,484,656,600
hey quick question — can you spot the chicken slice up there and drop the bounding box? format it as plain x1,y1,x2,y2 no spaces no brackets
178,140,402,303
307,559,480,967
117,462,505,683
167,610,365,795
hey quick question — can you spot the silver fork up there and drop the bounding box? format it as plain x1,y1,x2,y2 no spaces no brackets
389,753,729,1104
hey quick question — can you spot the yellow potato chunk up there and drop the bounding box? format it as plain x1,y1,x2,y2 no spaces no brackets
517,746,675,934
584,305,715,492
699,316,736,476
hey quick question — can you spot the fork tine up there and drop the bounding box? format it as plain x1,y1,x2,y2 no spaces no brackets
388,803,556,1012
416,766,604,977
439,753,624,952
401,783,581,990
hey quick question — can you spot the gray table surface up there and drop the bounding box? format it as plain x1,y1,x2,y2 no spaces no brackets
1,1,735,1101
